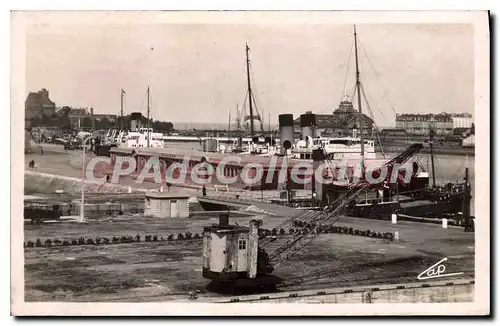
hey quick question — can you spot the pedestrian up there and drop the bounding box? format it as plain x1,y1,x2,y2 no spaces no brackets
202,185,207,196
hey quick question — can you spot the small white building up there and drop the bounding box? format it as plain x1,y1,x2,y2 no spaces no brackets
144,191,190,218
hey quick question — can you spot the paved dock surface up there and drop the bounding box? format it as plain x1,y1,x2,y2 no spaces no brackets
24,213,474,302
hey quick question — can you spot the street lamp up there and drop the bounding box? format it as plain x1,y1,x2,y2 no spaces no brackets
312,191,318,208
80,136,94,223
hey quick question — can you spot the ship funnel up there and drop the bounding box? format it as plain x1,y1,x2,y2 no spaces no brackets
130,112,143,132
300,111,316,141
278,114,294,155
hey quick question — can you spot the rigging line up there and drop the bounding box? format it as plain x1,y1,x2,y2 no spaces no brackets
359,79,390,126
251,92,262,121
359,40,398,116
360,83,386,158
340,37,355,103
358,83,377,128
249,63,263,118
350,83,357,103
149,91,154,122
242,91,248,118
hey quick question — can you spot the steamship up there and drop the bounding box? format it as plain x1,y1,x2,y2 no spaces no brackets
102,87,164,149
280,113,377,160
101,111,388,191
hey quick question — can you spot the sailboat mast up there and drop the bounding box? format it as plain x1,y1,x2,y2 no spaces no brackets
236,104,240,132
147,86,150,148
429,129,436,187
120,89,124,130
228,110,231,140
353,25,365,167
246,43,255,138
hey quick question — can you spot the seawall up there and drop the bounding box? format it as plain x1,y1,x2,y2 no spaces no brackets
214,279,474,304
24,170,147,195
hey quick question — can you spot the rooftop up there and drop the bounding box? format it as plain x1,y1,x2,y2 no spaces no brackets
145,191,190,199
25,89,55,108
396,113,453,122
203,224,250,234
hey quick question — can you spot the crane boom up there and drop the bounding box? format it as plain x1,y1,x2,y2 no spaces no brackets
264,143,424,266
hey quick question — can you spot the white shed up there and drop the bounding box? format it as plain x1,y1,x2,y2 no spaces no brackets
144,191,190,218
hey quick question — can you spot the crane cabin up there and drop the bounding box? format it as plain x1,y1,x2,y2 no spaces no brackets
202,214,277,290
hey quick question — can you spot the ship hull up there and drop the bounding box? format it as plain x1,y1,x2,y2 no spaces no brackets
101,147,389,191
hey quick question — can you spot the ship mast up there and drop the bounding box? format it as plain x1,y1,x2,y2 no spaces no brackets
228,110,231,140
429,129,437,187
246,43,255,138
353,25,365,167
147,86,150,148
120,88,125,130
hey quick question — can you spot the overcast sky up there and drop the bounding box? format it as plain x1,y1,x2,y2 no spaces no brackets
25,22,473,127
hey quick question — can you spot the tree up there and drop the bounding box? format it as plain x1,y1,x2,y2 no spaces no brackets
58,106,72,117
82,117,93,128
96,117,111,130
56,115,71,130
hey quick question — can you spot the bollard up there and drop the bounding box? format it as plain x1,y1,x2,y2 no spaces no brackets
128,186,132,194
442,218,448,229
394,231,399,241
391,213,397,224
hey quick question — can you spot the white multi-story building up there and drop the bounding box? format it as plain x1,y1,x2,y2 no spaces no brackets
449,113,473,129
395,113,454,135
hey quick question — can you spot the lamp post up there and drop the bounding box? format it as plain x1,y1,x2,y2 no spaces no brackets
80,136,94,223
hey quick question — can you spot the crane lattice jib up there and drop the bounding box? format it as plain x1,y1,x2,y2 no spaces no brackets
259,143,423,246
266,143,424,266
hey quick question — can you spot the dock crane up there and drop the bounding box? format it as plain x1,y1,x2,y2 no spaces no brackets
202,143,424,291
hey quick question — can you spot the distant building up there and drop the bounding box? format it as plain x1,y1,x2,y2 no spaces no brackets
449,113,473,129
395,113,453,136
294,100,374,137
25,88,56,119
55,106,117,129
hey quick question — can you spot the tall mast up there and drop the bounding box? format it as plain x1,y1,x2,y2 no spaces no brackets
120,88,124,130
228,110,231,140
147,86,150,148
353,25,365,167
236,104,240,131
246,43,255,138
429,129,436,187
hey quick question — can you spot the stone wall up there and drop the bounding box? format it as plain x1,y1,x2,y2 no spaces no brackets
24,170,146,195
